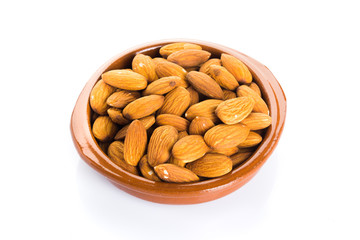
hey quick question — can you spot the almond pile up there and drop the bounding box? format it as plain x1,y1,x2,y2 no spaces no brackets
90,42,272,183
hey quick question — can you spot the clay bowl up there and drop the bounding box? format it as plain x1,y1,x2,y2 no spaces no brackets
71,39,286,204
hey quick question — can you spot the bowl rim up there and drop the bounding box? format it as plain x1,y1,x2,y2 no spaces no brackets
70,39,286,203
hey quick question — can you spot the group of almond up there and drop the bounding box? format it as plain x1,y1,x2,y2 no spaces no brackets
90,42,272,183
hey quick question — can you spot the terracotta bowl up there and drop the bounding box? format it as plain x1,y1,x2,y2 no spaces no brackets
70,39,286,204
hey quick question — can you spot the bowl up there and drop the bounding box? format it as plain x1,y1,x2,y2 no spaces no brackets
70,39,286,204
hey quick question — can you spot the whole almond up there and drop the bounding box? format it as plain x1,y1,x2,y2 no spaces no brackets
142,76,181,95
169,156,186,167
172,135,209,162
155,60,187,80
189,116,215,135
230,151,253,167
106,90,140,108
147,125,178,167
186,71,224,99
215,96,255,124
124,120,147,166
249,82,261,97
241,113,272,130
102,69,147,90
156,114,189,132
185,99,223,122
123,95,164,120
154,164,199,183
108,141,139,175
92,116,119,142
107,108,130,125
237,85,269,114
139,155,161,181
223,90,237,100
186,153,232,178
186,86,200,106
177,131,188,140
204,124,250,149
90,80,116,115
132,54,158,82
199,58,221,74
157,87,191,116
208,65,239,90
114,115,155,140
210,146,239,156
167,49,211,68
238,131,262,148
159,42,202,58
221,53,252,84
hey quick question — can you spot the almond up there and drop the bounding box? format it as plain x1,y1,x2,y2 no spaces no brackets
221,53,252,84
177,131,188,140
169,156,186,167
154,164,199,183
98,141,110,153
157,87,191,116
167,49,211,68
208,65,239,90
236,85,269,114
199,58,221,74
187,86,200,106
189,116,215,135
106,90,140,108
107,108,130,125
90,80,116,115
185,99,223,122
241,113,272,130
92,116,119,142
172,135,209,162
102,69,147,90
223,90,237,100
114,115,155,140
155,60,187,80
156,114,190,132
124,120,147,166
147,125,178,167
204,123,250,149
249,82,261,97
186,71,224,99
230,151,253,167
123,95,164,120
210,146,239,156
215,96,255,124
159,42,202,58
238,131,262,148
186,153,232,178
139,155,161,181
108,141,139,175
132,54,158,82
142,76,181,95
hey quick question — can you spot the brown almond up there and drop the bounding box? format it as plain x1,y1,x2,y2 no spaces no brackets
107,141,139,175
199,58,221,74
223,90,237,100
142,76,181,95
155,60,187,80
221,53,252,84
186,71,224,99
107,108,130,125
177,131,189,140
208,65,239,90
154,164,199,183
167,49,211,68
238,131,262,148
215,96,255,124
185,99,223,122
157,87,191,116
102,69,147,90
210,146,239,156
187,86,200,106
241,113,272,130
159,42,202,58
90,80,116,115
139,155,161,181
147,126,178,167
124,120,147,166
132,54,158,82
123,95,164,120
106,90,140,108
172,135,209,162
114,115,155,140
168,156,186,167
204,124,250,149
156,114,189,132
237,85,269,114
189,116,215,135
186,153,232,178
231,151,253,167
92,116,119,142
249,82,261,97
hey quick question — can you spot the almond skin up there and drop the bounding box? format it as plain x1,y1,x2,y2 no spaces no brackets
199,58,221,75
169,156,186,167
215,96,255,124
177,131,189,140
139,155,161,181
154,164,199,183
155,60,187,80
156,114,190,132
167,49,211,68
159,42,202,58
107,141,139,175
185,99,223,122
92,116,119,142
238,131,262,148
189,116,215,135
249,82,261,97
124,120,147,166
107,108,130,125
114,115,155,140
204,124,250,149
186,71,224,99
90,80,116,115
132,54,158,82
187,86,200,106
223,90,237,100
230,151,253,167
237,85,269,114
147,125,178,167
123,95,164,120
186,153,232,178
208,65,239,90
157,87,191,116
241,113,272,130
210,146,239,156
221,53,252,84
106,90,140,108
142,76,182,95
102,69,147,90
172,135,209,162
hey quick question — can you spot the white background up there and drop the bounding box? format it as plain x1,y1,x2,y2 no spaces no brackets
1,1,359,239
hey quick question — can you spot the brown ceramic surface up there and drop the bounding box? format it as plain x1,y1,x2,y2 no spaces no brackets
70,39,286,204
